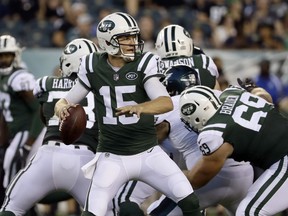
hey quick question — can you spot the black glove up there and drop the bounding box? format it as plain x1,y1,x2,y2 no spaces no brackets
18,144,31,168
237,78,258,92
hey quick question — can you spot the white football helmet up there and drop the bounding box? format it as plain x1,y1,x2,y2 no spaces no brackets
97,12,144,61
155,24,193,59
60,38,98,77
0,35,23,75
179,85,222,133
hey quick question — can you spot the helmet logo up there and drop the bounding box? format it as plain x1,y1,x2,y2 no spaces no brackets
98,20,115,32
126,72,138,80
64,44,77,55
181,103,196,116
183,29,191,38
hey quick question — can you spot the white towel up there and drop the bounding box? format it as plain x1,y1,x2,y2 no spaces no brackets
81,153,101,179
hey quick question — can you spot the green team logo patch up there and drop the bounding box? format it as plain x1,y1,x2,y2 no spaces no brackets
98,20,115,32
64,44,77,55
181,103,196,116
126,72,138,80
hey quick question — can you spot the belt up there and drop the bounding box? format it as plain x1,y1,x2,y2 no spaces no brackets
43,141,95,153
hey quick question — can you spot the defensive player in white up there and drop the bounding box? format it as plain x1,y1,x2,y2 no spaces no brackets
55,12,202,216
179,84,288,215
0,38,99,216
147,66,254,215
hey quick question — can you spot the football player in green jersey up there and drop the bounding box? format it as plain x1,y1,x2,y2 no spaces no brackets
55,12,201,216
0,35,44,201
110,24,224,215
180,85,288,215
0,38,99,216
155,24,221,90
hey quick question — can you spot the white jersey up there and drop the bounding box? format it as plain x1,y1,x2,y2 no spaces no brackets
155,94,241,169
148,94,254,215
155,95,200,167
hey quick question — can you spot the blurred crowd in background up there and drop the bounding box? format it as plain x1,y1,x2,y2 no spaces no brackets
1,0,288,119
0,1,288,122
0,0,288,50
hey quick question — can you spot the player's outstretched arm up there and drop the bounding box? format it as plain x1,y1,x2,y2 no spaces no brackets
115,96,173,118
250,88,273,103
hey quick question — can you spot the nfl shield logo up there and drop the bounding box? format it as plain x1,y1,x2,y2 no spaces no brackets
113,74,119,81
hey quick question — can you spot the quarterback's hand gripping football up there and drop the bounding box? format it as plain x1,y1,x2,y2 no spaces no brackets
55,98,75,121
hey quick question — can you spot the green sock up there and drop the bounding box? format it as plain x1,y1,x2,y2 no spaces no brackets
178,193,202,216
0,211,16,216
119,201,144,216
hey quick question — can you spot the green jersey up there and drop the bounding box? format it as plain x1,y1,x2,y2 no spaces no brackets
198,86,288,169
0,67,37,137
78,52,164,155
34,75,98,151
159,54,218,88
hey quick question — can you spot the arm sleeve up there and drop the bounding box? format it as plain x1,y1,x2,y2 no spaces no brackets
64,81,89,104
144,77,170,100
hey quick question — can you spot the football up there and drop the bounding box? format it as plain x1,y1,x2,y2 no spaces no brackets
60,104,87,144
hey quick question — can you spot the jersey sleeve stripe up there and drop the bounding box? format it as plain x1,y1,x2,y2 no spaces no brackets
204,123,226,129
41,76,48,92
200,54,207,69
205,56,210,69
84,54,94,73
137,52,152,72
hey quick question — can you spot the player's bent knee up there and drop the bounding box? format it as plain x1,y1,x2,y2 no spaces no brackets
119,201,144,216
0,211,16,216
177,193,201,216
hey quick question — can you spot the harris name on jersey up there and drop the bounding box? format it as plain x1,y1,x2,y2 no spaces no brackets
52,77,77,89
